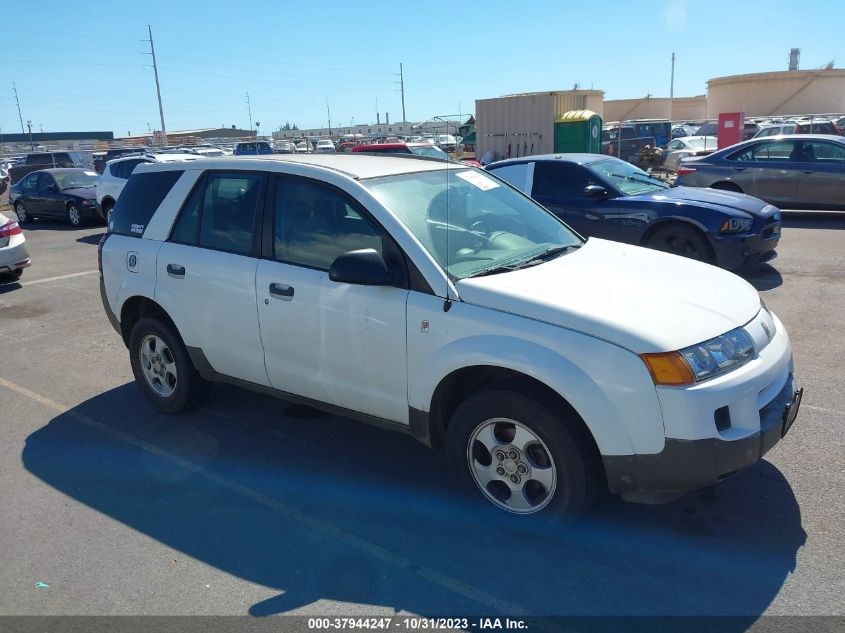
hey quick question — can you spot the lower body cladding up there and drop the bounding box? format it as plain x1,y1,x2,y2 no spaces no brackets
604,311,800,503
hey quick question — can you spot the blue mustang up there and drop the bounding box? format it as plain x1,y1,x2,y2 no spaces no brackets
486,154,782,270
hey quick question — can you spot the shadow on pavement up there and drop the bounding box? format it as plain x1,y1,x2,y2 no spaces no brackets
781,213,845,230
23,382,806,622
741,263,783,291
76,232,105,245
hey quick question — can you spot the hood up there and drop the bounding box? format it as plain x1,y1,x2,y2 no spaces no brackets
62,186,97,198
627,185,769,216
455,238,761,353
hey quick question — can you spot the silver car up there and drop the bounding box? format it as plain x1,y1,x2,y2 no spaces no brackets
675,134,845,210
662,136,718,172
0,211,30,279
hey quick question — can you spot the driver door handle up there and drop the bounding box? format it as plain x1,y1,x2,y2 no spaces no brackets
166,264,185,278
269,283,294,300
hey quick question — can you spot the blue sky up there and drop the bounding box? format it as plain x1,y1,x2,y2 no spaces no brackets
1,0,842,135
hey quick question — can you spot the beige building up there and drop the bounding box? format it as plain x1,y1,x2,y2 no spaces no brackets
706,69,845,117
475,89,604,160
603,96,706,123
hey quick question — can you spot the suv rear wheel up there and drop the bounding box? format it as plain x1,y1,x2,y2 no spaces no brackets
446,390,597,522
129,317,201,413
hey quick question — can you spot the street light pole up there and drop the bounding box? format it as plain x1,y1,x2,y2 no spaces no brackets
147,25,168,147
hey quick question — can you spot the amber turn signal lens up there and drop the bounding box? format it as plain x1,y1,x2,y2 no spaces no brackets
641,352,696,386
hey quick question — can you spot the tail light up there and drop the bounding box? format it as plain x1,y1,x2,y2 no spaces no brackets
97,232,110,274
677,165,697,176
0,220,22,238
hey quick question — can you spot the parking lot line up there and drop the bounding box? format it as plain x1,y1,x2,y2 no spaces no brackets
0,375,528,616
23,270,99,286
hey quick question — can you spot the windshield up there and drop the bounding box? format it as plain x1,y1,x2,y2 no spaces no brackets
364,169,582,280
686,137,717,150
409,145,449,159
587,159,668,196
53,171,98,190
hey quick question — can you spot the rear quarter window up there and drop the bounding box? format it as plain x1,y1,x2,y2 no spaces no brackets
110,170,184,237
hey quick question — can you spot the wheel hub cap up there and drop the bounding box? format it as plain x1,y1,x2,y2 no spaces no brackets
467,418,557,514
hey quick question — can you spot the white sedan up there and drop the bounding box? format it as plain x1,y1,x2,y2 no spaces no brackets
663,136,718,172
0,211,30,279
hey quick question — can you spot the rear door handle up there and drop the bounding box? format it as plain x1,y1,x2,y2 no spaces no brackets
802,170,814,174
269,283,294,300
166,264,185,278
734,167,745,172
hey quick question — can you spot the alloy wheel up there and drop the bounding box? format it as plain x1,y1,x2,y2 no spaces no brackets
467,418,557,514
139,334,178,398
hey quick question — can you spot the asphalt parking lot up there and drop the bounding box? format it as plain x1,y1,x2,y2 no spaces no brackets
0,217,843,620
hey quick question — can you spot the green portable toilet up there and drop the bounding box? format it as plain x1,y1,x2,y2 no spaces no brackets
554,110,602,154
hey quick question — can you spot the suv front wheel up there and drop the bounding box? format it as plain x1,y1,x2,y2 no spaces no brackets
129,317,201,413
446,390,597,522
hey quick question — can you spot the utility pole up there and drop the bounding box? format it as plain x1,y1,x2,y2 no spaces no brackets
326,97,332,138
246,92,253,130
395,63,407,122
670,52,675,100
12,82,25,133
147,25,168,147
26,120,34,151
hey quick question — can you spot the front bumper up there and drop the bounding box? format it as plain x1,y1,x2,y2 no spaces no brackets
604,374,801,501
710,211,782,270
604,309,800,502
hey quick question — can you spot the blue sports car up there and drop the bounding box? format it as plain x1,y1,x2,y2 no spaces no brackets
486,154,781,270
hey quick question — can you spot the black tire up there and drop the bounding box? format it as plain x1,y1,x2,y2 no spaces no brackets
446,389,599,524
101,200,114,225
710,181,743,193
66,203,83,227
646,224,711,263
129,316,201,413
15,201,31,223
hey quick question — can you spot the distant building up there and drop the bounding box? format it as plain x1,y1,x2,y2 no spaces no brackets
116,127,257,145
1,131,114,153
274,121,426,140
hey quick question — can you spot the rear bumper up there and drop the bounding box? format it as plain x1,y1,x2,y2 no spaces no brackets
100,276,122,338
604,374,800,501
0,241,31,273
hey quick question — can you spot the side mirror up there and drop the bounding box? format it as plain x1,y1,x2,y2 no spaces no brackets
46,184,58,193
583,185,608,199
329,249,396,286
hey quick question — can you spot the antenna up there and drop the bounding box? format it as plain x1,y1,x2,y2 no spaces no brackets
443,140,452,312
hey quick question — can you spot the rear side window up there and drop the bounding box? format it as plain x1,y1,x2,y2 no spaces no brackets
110,170,184,237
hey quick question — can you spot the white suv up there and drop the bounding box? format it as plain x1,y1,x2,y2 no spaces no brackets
99,154,802,520
97,153,198,223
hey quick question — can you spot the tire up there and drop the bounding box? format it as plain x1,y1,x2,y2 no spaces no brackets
710,181,743,193
646,224,711,263
129,316,201,413
15,201,30,223
446,390,598,523
66,204,82,227
102,200,114,225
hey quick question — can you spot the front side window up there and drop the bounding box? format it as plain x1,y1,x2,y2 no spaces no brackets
273,178,383,270
730,140,797,162
533,162,595,198
364,168,581,280
37,173,56,193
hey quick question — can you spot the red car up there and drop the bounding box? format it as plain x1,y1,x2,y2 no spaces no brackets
351,142,481,167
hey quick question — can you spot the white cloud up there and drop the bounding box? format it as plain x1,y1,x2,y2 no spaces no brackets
664,0,688,31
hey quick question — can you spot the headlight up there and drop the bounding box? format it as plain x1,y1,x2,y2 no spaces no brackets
641,327,755,386
720,217,753,233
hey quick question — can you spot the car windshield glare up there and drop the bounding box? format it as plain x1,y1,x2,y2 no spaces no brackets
587,159,668,196
363,169,582,280
409,145,449,159
54,171,98,190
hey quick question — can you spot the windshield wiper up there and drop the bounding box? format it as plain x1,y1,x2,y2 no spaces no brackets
466,245,581,278
610,173,668,189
